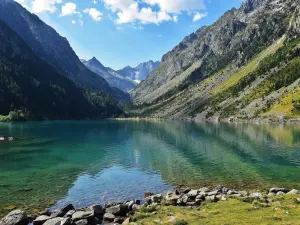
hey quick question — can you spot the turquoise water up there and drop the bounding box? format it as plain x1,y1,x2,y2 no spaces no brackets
0,120,300,212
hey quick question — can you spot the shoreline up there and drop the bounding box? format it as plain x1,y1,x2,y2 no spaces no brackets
1,186,300,225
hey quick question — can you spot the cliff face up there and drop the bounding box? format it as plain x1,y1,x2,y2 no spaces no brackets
131,0,300,121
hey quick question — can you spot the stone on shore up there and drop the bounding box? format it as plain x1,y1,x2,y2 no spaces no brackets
89,205,103,216
103,213,115,222
122,218,130,224
61,205,75,214
71,211,93,221
187,190,198,198
43,217,70,225
269,188,289,194
0,210,28,225
74,219,88,225
287,189,300,195
105,204,129,216
33,215,50,225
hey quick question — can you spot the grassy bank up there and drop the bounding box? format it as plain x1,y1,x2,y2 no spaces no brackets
130,195,300,224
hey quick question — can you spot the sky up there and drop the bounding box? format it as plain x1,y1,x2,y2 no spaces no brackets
16,0,244,70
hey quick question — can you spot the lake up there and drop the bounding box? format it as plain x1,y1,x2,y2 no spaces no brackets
0,120,300,213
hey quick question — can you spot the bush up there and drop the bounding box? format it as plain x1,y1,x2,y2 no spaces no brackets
175,220,189,225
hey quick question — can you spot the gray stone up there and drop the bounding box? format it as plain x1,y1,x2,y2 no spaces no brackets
61,205,75,214
227,190,238,195
207,190,220,196
74,219,88,225
221,196,227,201
89,205,103,216
165,192,181,204
276,191,285,196
113,218,124,224
43,217,70,225
0,210,28,225
287,189,300,195
105,205,129,216
238,191,248,197
33,215,50,225
296,198,300,203
205,195,218,202
50,210,64,218
132,204,140,211
187,190,198,198
103,213,115,222
177,194,188,205
64,211,75,218
249,192,264,200
269,188,289,194
145,194,163,204
198,187,210,193
71,211,93,221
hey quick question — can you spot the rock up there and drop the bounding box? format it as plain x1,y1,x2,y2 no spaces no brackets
268,192,276,196
64,210,75,218
145,194,163,204
205,195,218,202
132,204,140,211
238,191,248,197
61,205,75,214
122,218,130,225
207,190,221,196
103,213,115,222
177,194,188,206
113,218,124,224
50,210,64,218
125,201,134,210
105,204,129,216
198,187,210,193
287,189,300,195
187,190,198,198
144,192,153,198
89,205,103,216
221,196,227,201
276,191,285,196
43,217,70,225
71,211,93,222
0,210,28,225
250,192,264,200
39,210,51,217
227,190,238,195
74,219,88,225
296,198,300,203
165,192,181,205
269,188,289,194
33,215,50,225
134,200,141,205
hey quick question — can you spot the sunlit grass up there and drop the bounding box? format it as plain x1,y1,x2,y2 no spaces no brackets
212,36,286,95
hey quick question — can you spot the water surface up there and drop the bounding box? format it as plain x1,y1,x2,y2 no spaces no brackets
0,120,300,211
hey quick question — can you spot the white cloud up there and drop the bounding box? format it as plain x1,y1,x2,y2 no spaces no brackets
72,20,76,24
193,11,207,22
93,0,97,4
32,0,62,13
83,8,103,21
143,0,205,13
61,2,78,16
173,15,178,23
79,19,84,26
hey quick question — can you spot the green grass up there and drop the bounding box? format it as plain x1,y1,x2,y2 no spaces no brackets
212,36,286,95
264,87,300,118
131,195,300,224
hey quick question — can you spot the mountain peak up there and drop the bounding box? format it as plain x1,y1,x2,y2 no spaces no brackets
241,0,265,13
87,57,106,68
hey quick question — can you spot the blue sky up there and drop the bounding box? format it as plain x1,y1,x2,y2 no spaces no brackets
16,0,244,70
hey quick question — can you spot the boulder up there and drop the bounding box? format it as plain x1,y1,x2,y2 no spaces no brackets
105,205,129,216
64,211,75,218
249,192,264,200
74,219,88,225
145,194,163,204
61,205,75,214
198,187,210,193
103,213,115,222
287,189,300,195
269,188,289,194
113,218,124,224
43,217,70,225
33,215,50,225
132,204,140,211
187,190,198,198
238,191,248,197
276,191,285,196
50,210,64,218
0,210,28,225
71,211,93,222
227,190,238,195
177,194,188,206
207,190,221,196
165,192,181,205
89,205,103,216
205,195,218,202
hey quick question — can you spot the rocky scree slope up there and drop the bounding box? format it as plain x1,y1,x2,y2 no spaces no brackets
132,0,300,121
0,0,129,101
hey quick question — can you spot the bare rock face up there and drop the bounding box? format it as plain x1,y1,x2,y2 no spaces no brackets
43,217,70,225
0,210,28,225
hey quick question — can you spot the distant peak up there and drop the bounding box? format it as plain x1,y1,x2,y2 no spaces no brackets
87,57,106,69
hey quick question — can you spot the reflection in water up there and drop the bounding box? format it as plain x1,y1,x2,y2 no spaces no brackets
0,121,300,211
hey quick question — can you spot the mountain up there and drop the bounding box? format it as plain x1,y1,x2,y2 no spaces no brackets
132,0,300,122
83,57,137,92
117,60,160,83
0,0,129,100
0,17,124,121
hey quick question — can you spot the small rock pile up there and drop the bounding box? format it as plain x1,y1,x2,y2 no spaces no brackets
1,186,300,225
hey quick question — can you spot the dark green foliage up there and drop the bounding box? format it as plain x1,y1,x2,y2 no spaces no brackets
174,220,189,225
0,19,123,121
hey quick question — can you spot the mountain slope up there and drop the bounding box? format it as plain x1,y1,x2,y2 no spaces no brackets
0,18,123,120
83,57,136,92
0,0,129,100
117,60,160,83
131,0,300,121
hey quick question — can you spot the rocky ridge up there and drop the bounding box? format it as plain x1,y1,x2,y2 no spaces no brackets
1,186,300,225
